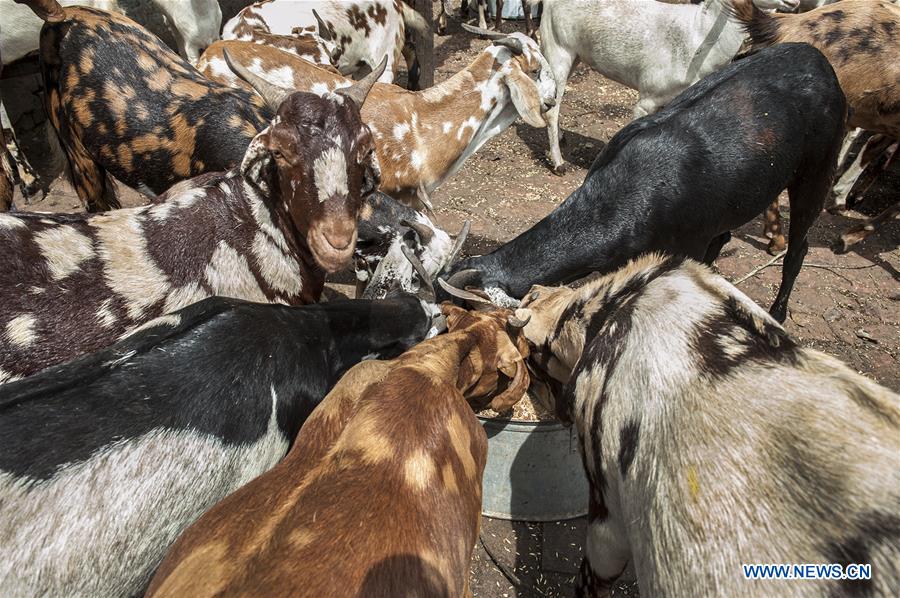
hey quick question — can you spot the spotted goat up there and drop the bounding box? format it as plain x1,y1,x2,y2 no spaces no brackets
0,294,433,597
516,253,900,597
223,0,428,89
21,0,270,211
210,6,338,71
199,34,556,209
732,0,900,240
0,57,384,382
146,304,530,597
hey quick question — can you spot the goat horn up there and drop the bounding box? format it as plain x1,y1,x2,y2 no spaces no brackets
400,219,434,244
223,49,291,112
337,56,387,108
461,22,507,40
401,244,435,303
507,313,531,328
311,9,331,41
445,220,471,269
417,183,435,214
438,278,494,305
492,37,524,56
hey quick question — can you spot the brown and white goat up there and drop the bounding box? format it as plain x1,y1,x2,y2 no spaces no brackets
223,0,428,88
732,0,900,244
517,253,900,596
199,35,556,209
0,59,383,382
146,304,530,597
214,5,338,71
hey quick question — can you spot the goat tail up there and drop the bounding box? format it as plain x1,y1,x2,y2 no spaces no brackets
14,0,66,22
726,0,782,49
400,1,430,35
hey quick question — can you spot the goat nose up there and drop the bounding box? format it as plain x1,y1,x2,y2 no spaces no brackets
324,231,354,250
544,97,556,108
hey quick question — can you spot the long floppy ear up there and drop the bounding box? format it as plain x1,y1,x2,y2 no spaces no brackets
490,352,530,412
240,127,274,194
504,65,546,128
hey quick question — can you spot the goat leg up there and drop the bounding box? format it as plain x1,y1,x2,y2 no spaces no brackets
763,200,786,254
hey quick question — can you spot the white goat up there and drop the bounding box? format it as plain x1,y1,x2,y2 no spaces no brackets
1,0,221,63
529,0,799,173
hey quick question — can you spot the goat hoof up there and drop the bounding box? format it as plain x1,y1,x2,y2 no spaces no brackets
551,163,571,176
767,236,786,255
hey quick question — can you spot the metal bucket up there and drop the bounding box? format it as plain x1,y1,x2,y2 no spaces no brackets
479,417,589,521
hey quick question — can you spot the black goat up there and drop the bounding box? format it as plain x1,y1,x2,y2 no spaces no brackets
440,43,847,322
0,294,431,597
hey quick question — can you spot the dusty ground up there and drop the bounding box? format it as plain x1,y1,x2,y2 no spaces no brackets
4,6,897,597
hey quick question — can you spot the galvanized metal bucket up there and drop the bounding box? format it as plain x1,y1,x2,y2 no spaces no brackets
478,417,589,521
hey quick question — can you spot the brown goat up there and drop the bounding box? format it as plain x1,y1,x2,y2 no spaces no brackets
145,304,530,597
732,0,900,249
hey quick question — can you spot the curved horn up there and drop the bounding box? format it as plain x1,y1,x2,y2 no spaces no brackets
400,219,434,244
223,49,291,111
438,278,494,306
461,22,507,40
490,358,530,412
401,244,435,302
507,313,531,328
444,220,471,270
311,9,332,41
492,37,524,56
337,56,387,108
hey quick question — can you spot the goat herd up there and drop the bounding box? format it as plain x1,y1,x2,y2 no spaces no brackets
0,0,897,596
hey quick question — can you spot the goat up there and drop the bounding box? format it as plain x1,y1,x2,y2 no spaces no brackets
199,35,556,209
356,191,463,298
6,0,221,63
19,0,272,211
439,43,847,323
836,135,899,251
0,294,433,597
732,0,900,245
223,0,429,89
528,0,800,175
146,304,530,597
214,7,338,71
0,56,384,382
516,253,900,596
0,55,13,211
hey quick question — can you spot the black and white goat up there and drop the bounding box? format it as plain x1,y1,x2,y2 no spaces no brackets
0,294,433,596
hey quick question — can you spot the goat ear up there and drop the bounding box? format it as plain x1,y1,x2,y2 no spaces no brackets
240,128,274,193
504,67,546,128
490,354,529,412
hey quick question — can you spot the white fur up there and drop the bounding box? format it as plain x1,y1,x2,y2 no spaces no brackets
34,225,95,281
313,146,349,203
5,315,37,349
0,387,289,597
534,0,799,170
0,0,221,64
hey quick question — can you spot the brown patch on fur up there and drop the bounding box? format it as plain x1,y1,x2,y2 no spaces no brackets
734,0,900,134
146,307,529,596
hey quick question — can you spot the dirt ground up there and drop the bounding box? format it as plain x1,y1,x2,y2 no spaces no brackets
3,6,897,597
